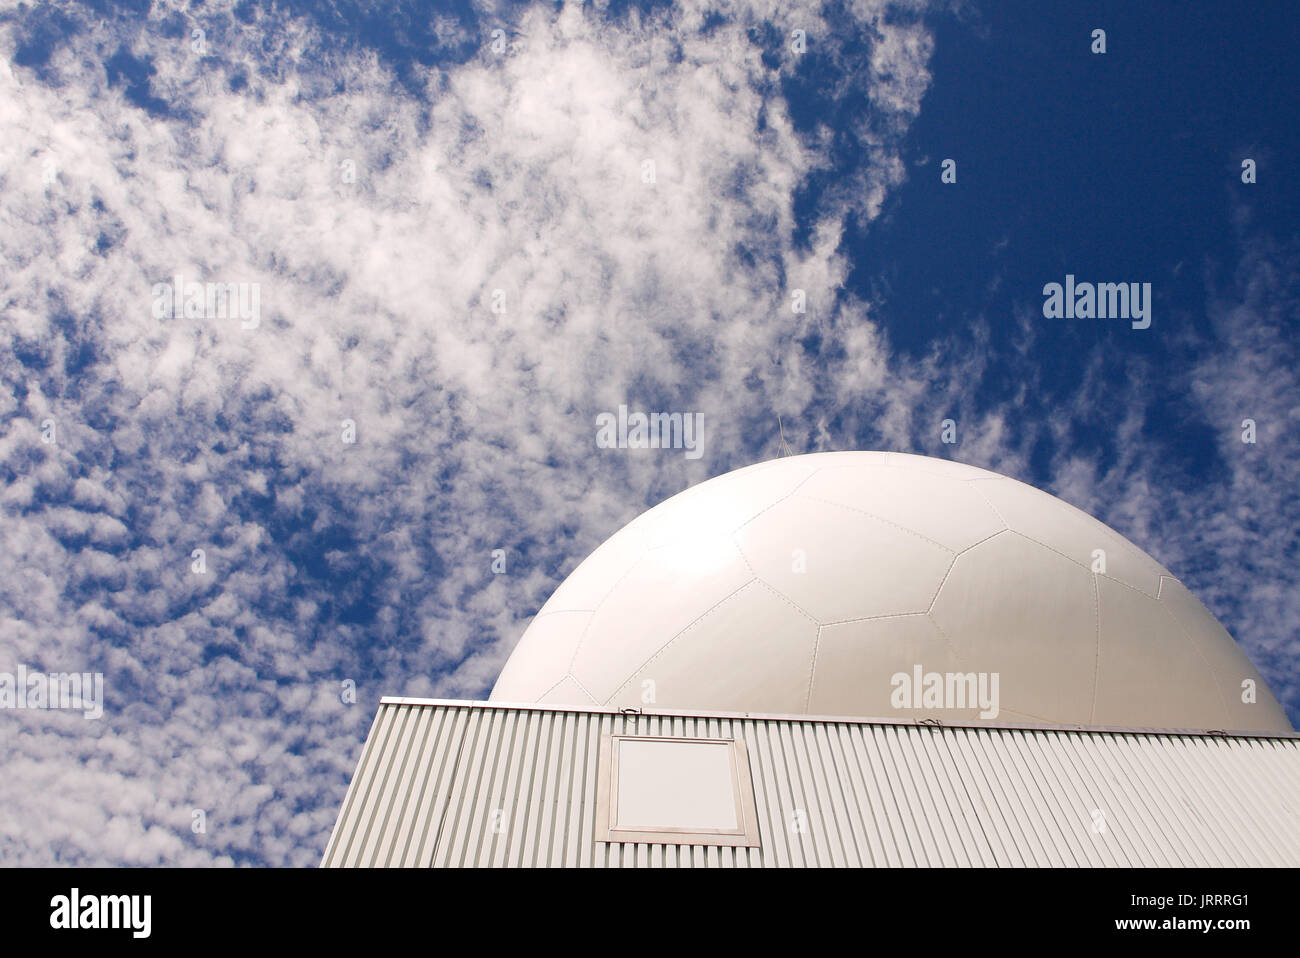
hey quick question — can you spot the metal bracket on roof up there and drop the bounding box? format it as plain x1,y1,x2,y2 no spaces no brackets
1203,729,1228,737
620,707,642,715
917,718,943,727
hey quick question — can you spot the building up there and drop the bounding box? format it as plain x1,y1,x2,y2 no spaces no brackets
323,452,1298,867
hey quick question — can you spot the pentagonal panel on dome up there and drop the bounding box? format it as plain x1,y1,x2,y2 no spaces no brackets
929,531,1096,724
1092,575,1226,729
808,614,982,720
634,455,821,550
491,610,593,703
1156,576,1291,732
975,477,1169,597
537,525,648,615
734,494,953,624
607,580,819,714
570,533,754,703
797,463,1004,553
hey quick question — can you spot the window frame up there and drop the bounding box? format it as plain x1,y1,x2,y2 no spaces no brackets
595,734,762,847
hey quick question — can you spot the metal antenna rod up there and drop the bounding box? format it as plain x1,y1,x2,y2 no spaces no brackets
777,414,793,457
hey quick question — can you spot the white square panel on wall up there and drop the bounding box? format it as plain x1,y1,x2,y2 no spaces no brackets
595,735,761,847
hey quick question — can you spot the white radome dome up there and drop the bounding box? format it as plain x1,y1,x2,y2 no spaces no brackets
491,452,1291,732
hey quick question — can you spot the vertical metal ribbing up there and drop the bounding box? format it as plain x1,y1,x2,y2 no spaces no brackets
1095,731,1190,867
376,704,436,866
1195,737,1290,867
1059,729,1150,866
396,705,461,866
1139,734,1233,867
575,711,601,868
430,707,487,867
745,718,787,867
817,723,869,867
924,727,995,866
962,725,1033,866
323,701,1300,868
320,703,387,867
935,727,1007,866
1026,730,1113,867
1000,727,1074,867
879,723,942,865
1232,738,1300,862
903,726,974,866
1015,729,1095,867
860,722,918,866
494,707,533,867
408,706,470,867
340,703,411,867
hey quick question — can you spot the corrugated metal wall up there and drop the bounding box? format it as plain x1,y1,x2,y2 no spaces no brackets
321,700,1300,867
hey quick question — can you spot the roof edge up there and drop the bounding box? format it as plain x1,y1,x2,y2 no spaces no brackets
377,696,1300,741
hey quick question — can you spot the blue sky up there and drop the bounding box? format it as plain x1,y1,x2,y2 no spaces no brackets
1,0,1297,866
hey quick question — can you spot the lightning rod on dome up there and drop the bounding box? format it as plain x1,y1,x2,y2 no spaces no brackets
776,414,794,457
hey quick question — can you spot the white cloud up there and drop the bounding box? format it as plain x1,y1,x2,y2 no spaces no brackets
0,0,942,865
2,0,1294,868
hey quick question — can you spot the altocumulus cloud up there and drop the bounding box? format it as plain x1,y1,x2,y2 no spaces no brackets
1,0,1297,867
0,0,948,866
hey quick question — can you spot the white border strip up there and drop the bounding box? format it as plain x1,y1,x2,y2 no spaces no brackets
377,696,1300,740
